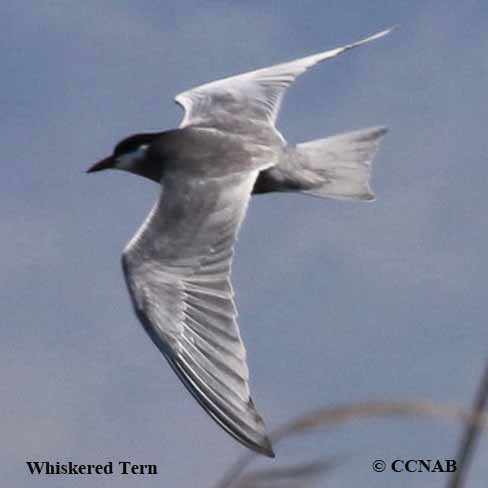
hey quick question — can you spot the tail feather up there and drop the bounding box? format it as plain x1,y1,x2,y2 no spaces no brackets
297,127,387,201
252,127,387,201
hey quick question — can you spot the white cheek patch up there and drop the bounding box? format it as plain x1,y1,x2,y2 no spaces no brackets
116,144,148,170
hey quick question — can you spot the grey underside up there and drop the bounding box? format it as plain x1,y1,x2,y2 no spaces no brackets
146,124,387,202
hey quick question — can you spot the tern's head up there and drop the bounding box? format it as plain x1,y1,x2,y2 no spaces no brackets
87,132,161,181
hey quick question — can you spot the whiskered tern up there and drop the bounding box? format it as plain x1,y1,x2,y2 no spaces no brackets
87,27,392,457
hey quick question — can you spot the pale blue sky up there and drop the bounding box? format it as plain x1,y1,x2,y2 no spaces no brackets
2,1,487,486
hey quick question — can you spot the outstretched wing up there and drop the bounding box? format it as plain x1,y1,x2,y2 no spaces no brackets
121,170,274,457
175,27,393,131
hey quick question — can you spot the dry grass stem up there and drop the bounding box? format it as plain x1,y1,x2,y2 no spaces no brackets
215,399,488,488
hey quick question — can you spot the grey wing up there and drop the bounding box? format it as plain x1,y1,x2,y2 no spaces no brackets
121,170,274,457
175,27,393,131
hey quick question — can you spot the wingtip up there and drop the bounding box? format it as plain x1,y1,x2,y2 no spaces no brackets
259,436,276,458
360,25,397,44
245,398,276,458
243,437,275,457
232,428,275,458
266,447,276,458
371,126,389,138
377,24,399,37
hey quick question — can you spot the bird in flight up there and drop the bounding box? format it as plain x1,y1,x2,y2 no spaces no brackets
87,27,392,458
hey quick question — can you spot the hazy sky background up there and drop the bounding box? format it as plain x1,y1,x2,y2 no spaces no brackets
2,1,487,486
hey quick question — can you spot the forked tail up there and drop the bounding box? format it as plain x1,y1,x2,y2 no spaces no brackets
297,127,387,200
253,127,387,201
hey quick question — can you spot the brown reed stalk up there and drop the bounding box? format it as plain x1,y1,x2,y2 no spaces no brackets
448,358,488,488
229,458,340,487
215,399,488,488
